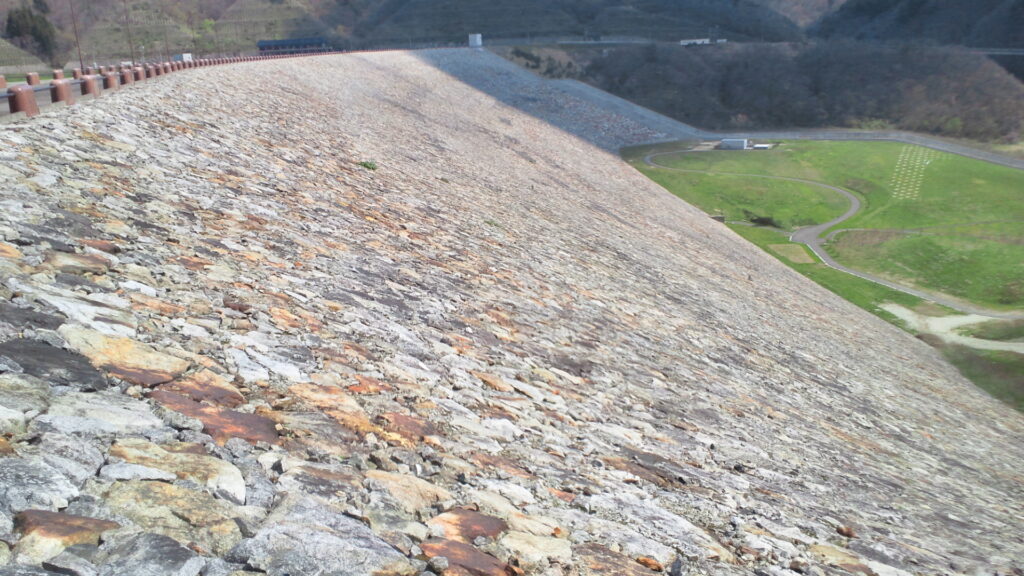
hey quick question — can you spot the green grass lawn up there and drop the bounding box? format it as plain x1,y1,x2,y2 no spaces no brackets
721,224,926,326
3,72,60,84
624,140,1024,410
625,140,1024,310
635,169,849,229
959,319,1024,342
935,343,1024,412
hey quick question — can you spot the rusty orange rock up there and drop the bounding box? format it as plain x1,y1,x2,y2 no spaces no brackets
426,508,508,544
547,487,576,503
14,510,119,563
269,307,303,330
79,238,121,254
420,538,516,576
45,252,112,274
379,412,439,444
574,543,660,575
173,255,212,271
157,369,245,408
635,556,663,572
150,390,278,445
470,452,535,479
289,381,393,441
0,437,15,455
0,242,24,259
472,371,514,392
348,374,392,394
129,292,186,317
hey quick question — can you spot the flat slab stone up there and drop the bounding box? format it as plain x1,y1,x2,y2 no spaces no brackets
5,280,136,338
0,303,64,330
155,369,244,408
574,543,659,576
497,531,572,570
99,481,244,556
45,253,112,275
14,510,119,564
0,373,51,413
0,340,106,391
32,391,165,437
228,496,415,576
109,438,246,503
96,533,205,576
0,458,78,514
420,538,513,576
0,566,61,576
59,325,190,387
98,461,177,482
365,470,453,514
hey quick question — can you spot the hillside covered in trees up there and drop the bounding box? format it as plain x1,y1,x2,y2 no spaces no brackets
814,0,1024,48
0,0,808,66
508,42,1024,143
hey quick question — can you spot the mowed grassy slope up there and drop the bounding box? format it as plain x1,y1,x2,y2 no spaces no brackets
630,141,1024,309
624,141,1024,410
622,143,929,323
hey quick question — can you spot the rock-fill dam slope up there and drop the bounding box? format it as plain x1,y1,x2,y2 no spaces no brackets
0,49,1020,576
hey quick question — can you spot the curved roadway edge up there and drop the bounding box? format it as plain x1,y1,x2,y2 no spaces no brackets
642,150,1024,321
551,78,1024,171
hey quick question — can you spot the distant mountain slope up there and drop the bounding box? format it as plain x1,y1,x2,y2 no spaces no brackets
353,0,802,43
815,0,1024,47
0,35,47,71
2,0,805,64
512,40,1024,143
751,0,849,27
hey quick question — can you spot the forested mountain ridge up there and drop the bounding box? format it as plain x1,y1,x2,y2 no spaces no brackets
1,0,806,64
814,0,1024,48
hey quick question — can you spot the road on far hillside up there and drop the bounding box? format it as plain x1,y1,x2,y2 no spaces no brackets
643,150,1024,321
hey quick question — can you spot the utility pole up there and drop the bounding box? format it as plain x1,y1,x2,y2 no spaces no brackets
68,0,84,72
121,0,137,65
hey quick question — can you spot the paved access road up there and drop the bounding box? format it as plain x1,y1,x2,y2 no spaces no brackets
643,150,1024,320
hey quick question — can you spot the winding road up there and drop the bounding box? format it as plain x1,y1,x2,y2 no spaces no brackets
643,150,1024,321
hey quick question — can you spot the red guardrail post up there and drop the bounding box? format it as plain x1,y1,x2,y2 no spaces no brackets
7,85,40,116
72,68,82,80
120,68,134,86
80,75,100,97
26,73,40,85
102,72,119,90
84,67,94,75
52,69,64,80
0,75,6,90
50,79,74,105
134,67,145,82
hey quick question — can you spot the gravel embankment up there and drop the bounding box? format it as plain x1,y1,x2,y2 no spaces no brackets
0,49,1020,576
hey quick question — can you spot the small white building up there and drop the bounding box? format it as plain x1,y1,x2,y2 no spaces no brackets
680,38,711,46
720,139,749,150
468,34,483,48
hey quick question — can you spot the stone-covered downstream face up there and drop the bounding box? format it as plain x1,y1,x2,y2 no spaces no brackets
0,49,1020,576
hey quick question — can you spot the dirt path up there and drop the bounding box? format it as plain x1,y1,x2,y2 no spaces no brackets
881,304,1024,353
642,150,1024,321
